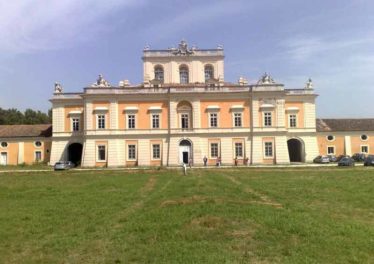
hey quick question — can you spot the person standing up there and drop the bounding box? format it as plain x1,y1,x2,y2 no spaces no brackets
234,156,238,166
203,156,208,166
188,157,193,168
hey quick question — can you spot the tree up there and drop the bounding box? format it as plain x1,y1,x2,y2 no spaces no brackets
0,108,51,125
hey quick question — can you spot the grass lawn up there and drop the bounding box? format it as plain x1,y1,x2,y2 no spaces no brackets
0,168,373,263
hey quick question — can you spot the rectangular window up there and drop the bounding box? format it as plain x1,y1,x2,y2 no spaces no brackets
361,145,369,154
35,151,42,162
210,113,218,127
128,145,136,160
72,118,80,131
181,114,189,129
264,142,273,157
97,115,105,129
152,114,160,129
152,144,161,159
210,143,219,158
234,113,242,127
327,146,335,155
235,142,243,158
97,145,106,161
128,114,136,129
289,114,297,128
264,112,272,127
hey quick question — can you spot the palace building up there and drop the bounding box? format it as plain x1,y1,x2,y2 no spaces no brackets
1,41,373,166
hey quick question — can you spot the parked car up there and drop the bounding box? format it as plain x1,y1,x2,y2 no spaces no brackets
313,155,330,164
352,153,366,162
364,155,374,166
54,161,75,171
338,157,355,166
327,154,337,162
336,155,350,162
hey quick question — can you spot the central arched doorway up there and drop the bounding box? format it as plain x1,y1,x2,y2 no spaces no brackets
287,138,304,162
179,139,192,164
68,143,83,166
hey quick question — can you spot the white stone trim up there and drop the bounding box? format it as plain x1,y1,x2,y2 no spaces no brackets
124,106,139,111
207,105,220,110
286,107,299,112
68,110,82,115
148,106,162,111
94,107,109,111
230,105,244,110
260,104,275,109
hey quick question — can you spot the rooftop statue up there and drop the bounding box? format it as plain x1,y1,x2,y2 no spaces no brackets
171,40,194,56
91,74,111,87
306,78,313,89
54,82,63,93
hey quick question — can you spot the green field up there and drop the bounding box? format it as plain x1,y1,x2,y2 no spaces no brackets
0,168,373,263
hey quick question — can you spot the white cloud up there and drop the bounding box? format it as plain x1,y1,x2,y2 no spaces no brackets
142,0,251,43
0,0,145,53
281,35,374,61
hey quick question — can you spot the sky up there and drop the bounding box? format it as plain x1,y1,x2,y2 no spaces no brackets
0,0,373,118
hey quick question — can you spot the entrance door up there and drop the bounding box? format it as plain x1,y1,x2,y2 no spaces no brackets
0,152,7,165
287,139,304,162
182,151,189,164
179,139,192,164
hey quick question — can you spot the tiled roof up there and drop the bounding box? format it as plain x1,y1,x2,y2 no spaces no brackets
316,119,374,132
0,124,52,138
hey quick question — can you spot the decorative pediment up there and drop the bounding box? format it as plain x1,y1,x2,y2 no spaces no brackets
91,74,111,87
170,40,194,56
257,72,275,85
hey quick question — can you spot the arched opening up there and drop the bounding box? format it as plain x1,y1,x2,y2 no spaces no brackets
177,101,193,129
179,65,189,84
204,65,214,81
154,65,164,83
287,138,304,162
179,139,192,164
68,143,83,166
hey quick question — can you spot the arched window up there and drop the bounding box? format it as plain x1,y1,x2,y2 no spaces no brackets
204,65,214,81
154,66,164,83
179,65,189,84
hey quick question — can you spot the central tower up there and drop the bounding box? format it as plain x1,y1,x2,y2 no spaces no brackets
142,40,225,85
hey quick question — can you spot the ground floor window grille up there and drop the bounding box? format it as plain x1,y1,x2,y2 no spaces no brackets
264,142,273,157
152,144,161,159
361,145,369,154
35,151,42,162
327,146,335,155
210,143,219,158
235,143,243,158
97,145,106,161
128,145,136,160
